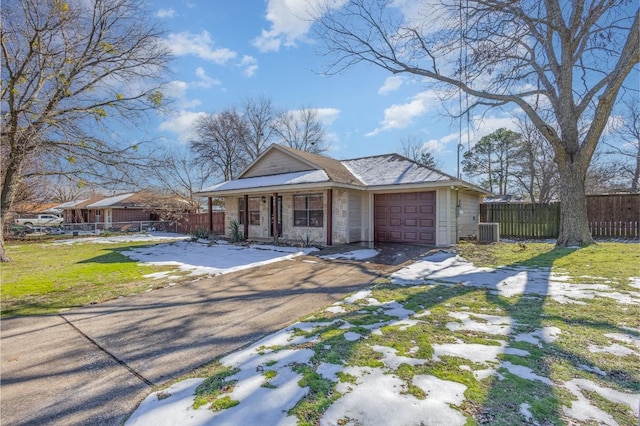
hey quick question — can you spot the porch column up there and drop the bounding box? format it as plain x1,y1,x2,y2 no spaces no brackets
326,189,333,246
273,192,278,237
208,197,213,232
244,194,249,239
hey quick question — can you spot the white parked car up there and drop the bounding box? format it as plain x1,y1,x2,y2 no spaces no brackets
14,214,64,227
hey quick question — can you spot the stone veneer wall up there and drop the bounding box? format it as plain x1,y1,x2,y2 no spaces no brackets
222,192,330,244
332,189,349,244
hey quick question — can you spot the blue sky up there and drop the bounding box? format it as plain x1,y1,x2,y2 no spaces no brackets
148,0,637,179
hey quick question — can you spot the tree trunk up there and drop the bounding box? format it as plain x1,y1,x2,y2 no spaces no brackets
1,156,25,262
556,163,594,247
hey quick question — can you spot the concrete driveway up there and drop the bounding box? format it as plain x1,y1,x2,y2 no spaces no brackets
1,255,382,426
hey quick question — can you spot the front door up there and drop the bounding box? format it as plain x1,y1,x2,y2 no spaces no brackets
105,209,113,227
270,196,282,237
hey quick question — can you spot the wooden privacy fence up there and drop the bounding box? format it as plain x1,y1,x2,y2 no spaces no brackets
480,203,560,238
587,194,639,239
480,194,639,239
177,212,225,235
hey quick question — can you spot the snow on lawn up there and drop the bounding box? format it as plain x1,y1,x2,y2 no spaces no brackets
56,232,318,277
126,250,640,426
124,240,318,277
392,251,640,304
54,232,189,245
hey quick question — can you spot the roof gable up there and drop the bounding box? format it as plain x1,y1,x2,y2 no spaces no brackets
240,145,363,186
240,147,316,178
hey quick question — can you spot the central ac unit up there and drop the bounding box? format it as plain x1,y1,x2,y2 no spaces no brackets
478,222,500,243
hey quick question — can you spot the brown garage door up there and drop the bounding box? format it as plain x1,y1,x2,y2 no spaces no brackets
374,192,436,244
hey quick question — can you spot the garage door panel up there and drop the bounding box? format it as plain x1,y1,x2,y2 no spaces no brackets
374,191,436,244
420,218,433,227
404,205,417,214
404,232,417,240
420,231,434,241
420,205,434,214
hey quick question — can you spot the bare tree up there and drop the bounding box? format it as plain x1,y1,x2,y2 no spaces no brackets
272,107,327,153
314,0,639,246
398,135,441,169
0,0,170,261
190,110,249,181
585,148,630,194
605,100,640,190
49,177,93,203
241,95,276,160
512,118,559,203
148,144,212,208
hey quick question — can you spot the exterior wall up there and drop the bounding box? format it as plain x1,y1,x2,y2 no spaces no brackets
457,190,482,239
111,208,152,222
347,190,364,243
224,197,240,236
332,189,348,244
242,150,314,178
221,187,480,247
281,192,326,244
223,191,332,245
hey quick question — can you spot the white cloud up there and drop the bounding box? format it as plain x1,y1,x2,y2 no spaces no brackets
166,31,237,64
469,114,519,146
314,108,341,125
283,107,341,127
378,76,404,95
424,132,458,154
156,8,176,18
159,110,207,143
194,67,221,89
367,90,441,136
238,56,258,78
163,80,202,109
253,0,347,52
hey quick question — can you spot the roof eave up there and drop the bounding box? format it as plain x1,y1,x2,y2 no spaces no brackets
195,181,365,197
364,180,491,195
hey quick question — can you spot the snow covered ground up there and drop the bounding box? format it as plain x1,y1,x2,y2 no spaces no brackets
55,232,318,277
126,249,640,426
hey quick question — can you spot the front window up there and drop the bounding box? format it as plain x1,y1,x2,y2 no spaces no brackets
294,194,323,227
238,197,260,225
248,197,260,225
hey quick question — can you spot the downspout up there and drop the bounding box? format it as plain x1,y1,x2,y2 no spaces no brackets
326,189,333,246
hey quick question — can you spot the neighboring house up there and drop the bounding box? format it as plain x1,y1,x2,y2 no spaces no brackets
196,144,489,246
58,191,196,226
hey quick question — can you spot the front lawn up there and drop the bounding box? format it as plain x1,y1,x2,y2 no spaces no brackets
1,240,184,316
138,242,640,426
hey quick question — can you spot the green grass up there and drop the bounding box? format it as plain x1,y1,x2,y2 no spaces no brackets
457,241,640,286
0,240,186,316
193,365,240,409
